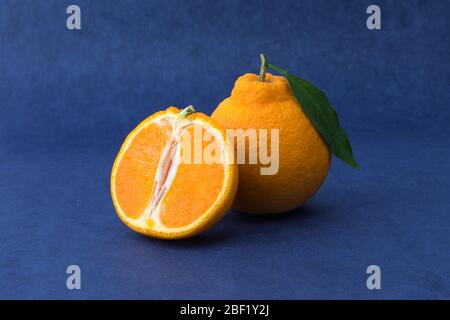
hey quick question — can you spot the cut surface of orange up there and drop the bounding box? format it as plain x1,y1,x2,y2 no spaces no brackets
111,106,238,239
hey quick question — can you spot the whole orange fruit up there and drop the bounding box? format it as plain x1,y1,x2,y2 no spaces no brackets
212,73,331,214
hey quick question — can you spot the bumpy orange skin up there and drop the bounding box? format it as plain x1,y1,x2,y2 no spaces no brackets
212,73,331,214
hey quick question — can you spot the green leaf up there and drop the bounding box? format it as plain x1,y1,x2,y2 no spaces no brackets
268,63,359,169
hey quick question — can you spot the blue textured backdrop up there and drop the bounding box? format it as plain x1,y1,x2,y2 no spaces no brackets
1,0,450,299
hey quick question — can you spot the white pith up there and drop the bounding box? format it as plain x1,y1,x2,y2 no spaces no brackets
111,110,231,234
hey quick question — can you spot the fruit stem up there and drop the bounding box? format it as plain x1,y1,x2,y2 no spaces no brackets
180,105,196,117
258,54,268,82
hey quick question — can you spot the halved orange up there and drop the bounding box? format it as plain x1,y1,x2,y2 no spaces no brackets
110,106,238,239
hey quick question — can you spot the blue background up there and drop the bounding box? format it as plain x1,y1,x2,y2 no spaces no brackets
1,0,449,299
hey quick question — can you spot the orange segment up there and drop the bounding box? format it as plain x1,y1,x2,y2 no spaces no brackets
114,119,172,218
160,123,225,228
110,106,238,239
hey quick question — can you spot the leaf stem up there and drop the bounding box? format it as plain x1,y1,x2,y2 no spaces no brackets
180,105,196,117
258,54,268,82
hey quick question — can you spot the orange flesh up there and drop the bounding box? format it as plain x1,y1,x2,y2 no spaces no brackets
159,125,224,228
115,120,171,218
114,115,225,228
